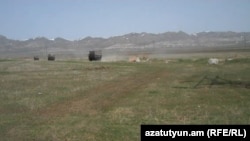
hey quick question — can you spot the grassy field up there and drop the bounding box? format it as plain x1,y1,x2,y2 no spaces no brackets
1,55,250,140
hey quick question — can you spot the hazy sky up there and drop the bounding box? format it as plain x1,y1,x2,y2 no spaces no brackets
0,0,250,40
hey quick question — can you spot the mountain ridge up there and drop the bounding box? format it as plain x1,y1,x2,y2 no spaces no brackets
0,31,249,58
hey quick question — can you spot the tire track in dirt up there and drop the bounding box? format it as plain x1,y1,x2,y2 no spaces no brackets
37,66,168,118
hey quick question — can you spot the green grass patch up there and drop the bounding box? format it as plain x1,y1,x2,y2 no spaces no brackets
0,57,250,140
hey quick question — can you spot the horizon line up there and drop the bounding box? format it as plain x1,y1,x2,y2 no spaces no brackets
1,30,249,41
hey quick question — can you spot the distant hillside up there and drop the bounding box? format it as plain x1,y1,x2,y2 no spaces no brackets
0,31,250,58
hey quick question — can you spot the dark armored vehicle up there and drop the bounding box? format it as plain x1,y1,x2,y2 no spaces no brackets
88,50,102,61
48,54,55,61
34,56,39,61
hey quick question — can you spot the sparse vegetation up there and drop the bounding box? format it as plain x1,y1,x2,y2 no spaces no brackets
1,56,250,140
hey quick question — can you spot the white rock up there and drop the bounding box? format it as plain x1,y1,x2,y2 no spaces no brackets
208,58,219,65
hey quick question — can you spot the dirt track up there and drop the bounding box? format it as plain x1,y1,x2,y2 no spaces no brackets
38,65,168,117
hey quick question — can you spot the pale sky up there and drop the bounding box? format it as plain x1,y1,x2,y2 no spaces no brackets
0,0,250,40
